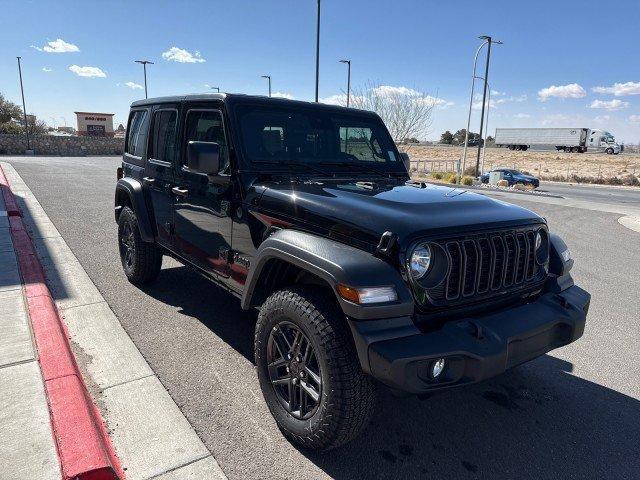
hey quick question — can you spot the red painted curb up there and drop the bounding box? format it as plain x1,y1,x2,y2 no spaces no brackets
0,165,125,480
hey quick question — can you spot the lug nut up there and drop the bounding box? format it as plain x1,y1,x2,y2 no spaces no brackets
299,372,305,378
286,366,290,373
292,378,298,385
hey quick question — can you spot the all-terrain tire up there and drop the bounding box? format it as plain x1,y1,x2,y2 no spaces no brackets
255,286,376,451
117,206,162,284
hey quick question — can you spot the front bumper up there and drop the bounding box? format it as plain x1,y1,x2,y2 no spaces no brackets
348,284,590,394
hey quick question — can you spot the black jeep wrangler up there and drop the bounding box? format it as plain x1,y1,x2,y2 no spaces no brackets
115,94,589,450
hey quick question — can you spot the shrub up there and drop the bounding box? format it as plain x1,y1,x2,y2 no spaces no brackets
463,166,477,176
447,174,458,184
431,172,443,180
461,175,474,186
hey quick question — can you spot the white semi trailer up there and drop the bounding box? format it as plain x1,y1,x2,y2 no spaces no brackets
494,128,621,154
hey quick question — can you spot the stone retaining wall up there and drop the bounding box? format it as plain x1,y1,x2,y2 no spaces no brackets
0,134,124,156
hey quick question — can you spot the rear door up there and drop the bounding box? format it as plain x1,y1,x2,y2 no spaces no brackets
172,106,233,277
144,105,180,247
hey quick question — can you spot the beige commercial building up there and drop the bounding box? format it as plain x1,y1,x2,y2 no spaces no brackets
74,111,114,137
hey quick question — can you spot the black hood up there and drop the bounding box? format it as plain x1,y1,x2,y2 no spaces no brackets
255,178,543,249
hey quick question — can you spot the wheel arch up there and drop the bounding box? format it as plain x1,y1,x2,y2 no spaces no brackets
115,178,155,242
241,229,414,320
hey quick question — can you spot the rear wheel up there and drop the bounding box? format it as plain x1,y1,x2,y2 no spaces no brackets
118,206,162,284
521,145,528,151
255,286,376,451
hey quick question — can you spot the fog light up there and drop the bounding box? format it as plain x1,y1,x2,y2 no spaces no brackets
431,358,446,378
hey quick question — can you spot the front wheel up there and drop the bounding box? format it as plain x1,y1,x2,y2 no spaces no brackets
118,206,162,284
606,148,614,154
255,287,376,451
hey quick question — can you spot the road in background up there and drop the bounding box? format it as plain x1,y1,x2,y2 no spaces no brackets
539,181,640,206
5,156,639,480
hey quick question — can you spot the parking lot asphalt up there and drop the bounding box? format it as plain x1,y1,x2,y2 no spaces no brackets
6,155,640,480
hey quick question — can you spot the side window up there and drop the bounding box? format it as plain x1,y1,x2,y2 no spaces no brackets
184,110,230,173
150,110,178,163
126,110,148,157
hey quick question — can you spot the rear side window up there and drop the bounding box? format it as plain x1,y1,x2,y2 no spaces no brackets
126,110,148,157
150,110,178,163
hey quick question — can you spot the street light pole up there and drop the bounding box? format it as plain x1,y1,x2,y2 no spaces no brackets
315,0,321,102
210,86,220,93
460,40,489,181
475,77,492,175
135,60,154,99
261,75,271,97
339,59,351,107
16,57,30,151
474,38,494,178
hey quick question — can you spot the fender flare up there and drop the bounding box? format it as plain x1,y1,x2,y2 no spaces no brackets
241,229,414,320
114,178,155,242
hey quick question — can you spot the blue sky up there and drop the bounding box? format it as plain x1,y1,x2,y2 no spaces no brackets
2,0,640,142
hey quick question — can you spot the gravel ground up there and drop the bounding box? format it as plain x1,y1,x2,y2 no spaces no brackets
5,155,639,480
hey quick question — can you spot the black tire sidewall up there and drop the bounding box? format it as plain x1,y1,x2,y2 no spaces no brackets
255,295,335,440
118,207,139,277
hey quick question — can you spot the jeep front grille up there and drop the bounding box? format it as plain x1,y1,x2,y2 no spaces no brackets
423,226,546,308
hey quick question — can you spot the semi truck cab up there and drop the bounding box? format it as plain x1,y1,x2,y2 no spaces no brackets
588,129,621,154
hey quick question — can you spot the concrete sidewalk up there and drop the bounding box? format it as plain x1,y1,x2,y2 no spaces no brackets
1,162,227,480
0,190,61,479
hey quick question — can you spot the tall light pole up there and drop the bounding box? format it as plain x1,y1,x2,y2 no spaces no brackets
460,36,502,180
475,76,492,174
16,57,30,151
210,86,220,93
315,0,321,102
339,59,351,107
134,60,154,99
475,37,502,177
261,75,271,97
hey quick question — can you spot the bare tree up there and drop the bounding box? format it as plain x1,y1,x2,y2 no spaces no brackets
347,81,437,148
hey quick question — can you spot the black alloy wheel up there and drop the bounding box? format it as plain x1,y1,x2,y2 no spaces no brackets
267,321,322,420
119,221,136,269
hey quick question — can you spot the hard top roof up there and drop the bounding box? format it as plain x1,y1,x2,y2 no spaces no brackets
130,93,375,116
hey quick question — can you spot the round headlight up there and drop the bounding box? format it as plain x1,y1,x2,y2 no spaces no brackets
535,229,549,264
535,231,542,251
410,244,432,279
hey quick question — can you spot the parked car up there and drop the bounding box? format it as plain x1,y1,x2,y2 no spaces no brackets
481,168,540,188
115,94,589,451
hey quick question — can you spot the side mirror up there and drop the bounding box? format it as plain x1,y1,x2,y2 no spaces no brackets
399,152,410,172
187,141,220,175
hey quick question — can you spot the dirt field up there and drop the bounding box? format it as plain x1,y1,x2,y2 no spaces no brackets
404,145,640,185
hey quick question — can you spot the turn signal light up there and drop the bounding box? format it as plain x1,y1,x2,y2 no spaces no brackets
337,284,398,305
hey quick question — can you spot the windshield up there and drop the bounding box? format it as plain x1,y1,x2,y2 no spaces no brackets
235,104,404,172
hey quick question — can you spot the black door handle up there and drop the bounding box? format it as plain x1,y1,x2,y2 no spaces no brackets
143,176,155,185
171,186,189,197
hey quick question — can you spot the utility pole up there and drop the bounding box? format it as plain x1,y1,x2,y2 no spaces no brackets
261,75,271,97
315,0,321,102
135,60,154,99
339,59,351,107
16,57,30,151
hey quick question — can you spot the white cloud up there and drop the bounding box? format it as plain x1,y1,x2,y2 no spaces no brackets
513,113,531,119
540,114,573,126
271,92,294,99
592,82,640,96
593,115,611,123
628,115,640,123
32,38,79,53
68,65,106,78
124,81,143,90
416,95,454,108
371,85,420,97
538,83,586,101
320,94,349,106
42,67,53,72
589,99,628,110
162,47,205,63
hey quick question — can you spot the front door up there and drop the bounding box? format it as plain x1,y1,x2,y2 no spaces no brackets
173,107,233,277
144,106,179,247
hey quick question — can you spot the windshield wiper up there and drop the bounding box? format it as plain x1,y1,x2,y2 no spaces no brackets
319,161,391,178
258,160,333,177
